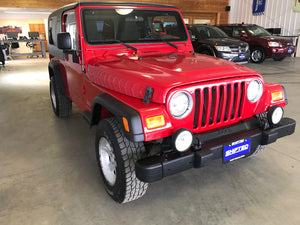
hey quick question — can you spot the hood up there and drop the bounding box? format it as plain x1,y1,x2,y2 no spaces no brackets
204,37,248,46
87,52,261,104
259,35,293,43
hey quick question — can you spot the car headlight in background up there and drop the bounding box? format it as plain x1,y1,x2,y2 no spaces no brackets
247,79,263,103
268,42,281,47
169,91,193,119
215,45,231,52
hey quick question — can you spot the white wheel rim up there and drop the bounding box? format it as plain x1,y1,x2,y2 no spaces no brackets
50,83,57,109
99,137,117,186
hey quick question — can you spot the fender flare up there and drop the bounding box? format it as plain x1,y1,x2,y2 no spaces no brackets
90,93,144,142
48,61,68,96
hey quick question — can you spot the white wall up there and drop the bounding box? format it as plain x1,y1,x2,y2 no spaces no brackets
0,19,46,54
229,0,300,36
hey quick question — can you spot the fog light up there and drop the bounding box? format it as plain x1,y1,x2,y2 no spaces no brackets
267,106,283,126
173,129,193,152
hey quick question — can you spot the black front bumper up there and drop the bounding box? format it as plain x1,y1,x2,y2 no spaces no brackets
136,117,296,183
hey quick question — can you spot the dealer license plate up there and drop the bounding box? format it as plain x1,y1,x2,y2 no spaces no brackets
239,54,246,60
288,49,293,53
224,138,250,162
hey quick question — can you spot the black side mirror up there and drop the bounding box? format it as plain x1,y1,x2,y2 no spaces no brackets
57,32,71,50
57,32,79,64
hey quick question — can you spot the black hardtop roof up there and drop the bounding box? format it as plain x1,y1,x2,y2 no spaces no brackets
49,1,177,17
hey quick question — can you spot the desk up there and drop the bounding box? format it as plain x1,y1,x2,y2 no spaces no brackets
2,39,46,58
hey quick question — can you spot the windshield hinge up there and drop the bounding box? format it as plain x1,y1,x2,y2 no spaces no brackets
143,86,153,104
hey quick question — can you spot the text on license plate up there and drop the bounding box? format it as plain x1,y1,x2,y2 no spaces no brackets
239,54,246,59
288,49,293,53
224,138,250,162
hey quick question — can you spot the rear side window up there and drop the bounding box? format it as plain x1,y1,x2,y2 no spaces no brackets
48,15,62,46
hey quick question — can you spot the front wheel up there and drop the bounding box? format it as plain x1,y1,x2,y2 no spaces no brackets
250,47,265,63
250,145,267,157
95,118,148,203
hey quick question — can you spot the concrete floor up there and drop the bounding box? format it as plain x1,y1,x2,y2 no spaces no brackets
0,57,299,225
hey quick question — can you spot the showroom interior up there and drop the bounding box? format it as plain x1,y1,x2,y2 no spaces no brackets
0,0,299,224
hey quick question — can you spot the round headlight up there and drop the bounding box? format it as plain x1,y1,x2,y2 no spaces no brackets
268,106,283,126
247,79,263,103
169,91,193,119
173,129,193,152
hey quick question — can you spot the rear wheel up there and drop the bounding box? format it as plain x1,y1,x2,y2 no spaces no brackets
50,76,72,118
95,118,148,203
250,47,265,63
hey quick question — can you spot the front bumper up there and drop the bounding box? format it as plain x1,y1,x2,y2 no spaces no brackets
136,117,296,182
266,46,295,58
217,51,250,63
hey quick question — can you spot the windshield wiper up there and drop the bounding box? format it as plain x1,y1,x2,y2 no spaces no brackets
115,40,137,54
165,41,178,49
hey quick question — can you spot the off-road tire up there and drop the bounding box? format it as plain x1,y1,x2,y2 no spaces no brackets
250,145,267,156
49,76,72,118
95,118,148,203
250,47,265,63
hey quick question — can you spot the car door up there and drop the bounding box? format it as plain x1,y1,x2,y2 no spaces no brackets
62,11,85,110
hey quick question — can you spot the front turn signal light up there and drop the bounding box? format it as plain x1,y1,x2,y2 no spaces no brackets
271,91,284,102
123,117,130,132
146,115,165,129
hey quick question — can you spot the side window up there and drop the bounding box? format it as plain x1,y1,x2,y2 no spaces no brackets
48,17,54,44
220,26,233,36
232,27,246,37
48,15,60,46
65,12,78,50
195,27,209,39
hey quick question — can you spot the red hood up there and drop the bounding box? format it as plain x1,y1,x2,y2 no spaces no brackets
87,52,261,103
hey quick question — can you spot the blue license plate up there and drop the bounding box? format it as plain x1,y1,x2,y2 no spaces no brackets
224,138,250,162
288,49,292,53
239,54,246,59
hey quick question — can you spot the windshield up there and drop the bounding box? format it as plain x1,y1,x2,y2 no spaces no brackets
82,8,188,44
246,25,271,37
193,26,228,39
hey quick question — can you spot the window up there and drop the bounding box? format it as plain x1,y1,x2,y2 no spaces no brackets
82,9,187,44
220,26,233,36
65,12,78,50
232,27,246,37
246,26,271,37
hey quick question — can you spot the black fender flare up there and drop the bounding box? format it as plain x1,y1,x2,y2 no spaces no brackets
90,93,144,142
48,61,68,96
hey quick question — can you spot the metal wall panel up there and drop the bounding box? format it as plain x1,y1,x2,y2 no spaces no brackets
229,0,300,36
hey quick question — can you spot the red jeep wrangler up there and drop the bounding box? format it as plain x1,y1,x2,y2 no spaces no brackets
48,2,296,203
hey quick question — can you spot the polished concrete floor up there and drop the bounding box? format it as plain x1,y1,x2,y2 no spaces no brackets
0,57,299,225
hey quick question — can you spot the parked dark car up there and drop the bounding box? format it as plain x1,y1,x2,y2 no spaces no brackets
218,24,295,63
187,24,250,64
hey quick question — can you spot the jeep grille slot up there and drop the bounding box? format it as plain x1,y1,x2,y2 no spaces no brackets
193,82,245,129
